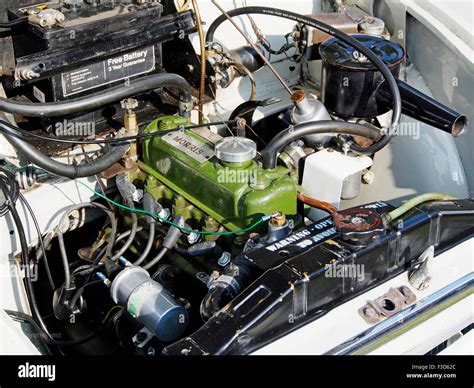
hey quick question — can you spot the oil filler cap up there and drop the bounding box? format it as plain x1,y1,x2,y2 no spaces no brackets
215,137,257,164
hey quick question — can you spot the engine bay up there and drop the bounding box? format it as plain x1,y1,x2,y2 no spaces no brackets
0,0,471,356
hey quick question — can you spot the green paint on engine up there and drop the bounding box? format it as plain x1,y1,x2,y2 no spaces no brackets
140,116,297,231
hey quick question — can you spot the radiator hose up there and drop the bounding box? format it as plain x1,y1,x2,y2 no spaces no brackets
261,120,381,169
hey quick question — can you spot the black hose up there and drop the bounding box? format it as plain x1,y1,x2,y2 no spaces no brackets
4,128,129,179
0,73,193,118
200,287,232,322
261,120,381,169
1,73,193,178
0,17,28,29
0,118,236,146
206,6,402,154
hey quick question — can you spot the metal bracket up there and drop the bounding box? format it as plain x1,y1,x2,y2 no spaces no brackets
358,286,417,324
408,245,434,290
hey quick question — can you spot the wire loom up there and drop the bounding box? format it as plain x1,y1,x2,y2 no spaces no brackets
14,165,271,236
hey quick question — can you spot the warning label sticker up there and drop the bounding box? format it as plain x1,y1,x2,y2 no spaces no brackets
61,46,155,97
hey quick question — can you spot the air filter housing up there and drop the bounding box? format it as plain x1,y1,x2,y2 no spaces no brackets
319,35,405,118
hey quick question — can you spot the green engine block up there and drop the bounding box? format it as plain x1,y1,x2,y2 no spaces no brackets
139,116,297,231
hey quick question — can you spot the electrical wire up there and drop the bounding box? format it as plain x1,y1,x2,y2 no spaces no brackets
110,200,138,262
133,223,156,266
0,119,236,146
18,193,56,291
226,61,257,101
0,174,105,348
191,0,207,123
55,203,118,289
15,165,270,235
143,247,168,270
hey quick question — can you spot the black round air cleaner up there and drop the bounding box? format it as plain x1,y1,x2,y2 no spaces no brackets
319,35,405,118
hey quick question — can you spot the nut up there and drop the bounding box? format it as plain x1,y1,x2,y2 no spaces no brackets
271,212,286,227
120,98,139,111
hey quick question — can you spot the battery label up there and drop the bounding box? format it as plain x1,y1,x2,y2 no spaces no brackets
61,46,155,97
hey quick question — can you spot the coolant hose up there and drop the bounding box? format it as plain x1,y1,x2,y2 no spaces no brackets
206,6,402,154
200,287,232,322
261,120,381,169
383,193,458,224
0,73,193,118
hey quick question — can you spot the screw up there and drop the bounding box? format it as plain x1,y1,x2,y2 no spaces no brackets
147,347,156,356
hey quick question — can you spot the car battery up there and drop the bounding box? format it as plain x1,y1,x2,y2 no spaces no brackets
6,1,196,103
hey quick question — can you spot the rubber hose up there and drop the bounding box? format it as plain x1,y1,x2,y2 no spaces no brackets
261,120,381,169
0,73,192,118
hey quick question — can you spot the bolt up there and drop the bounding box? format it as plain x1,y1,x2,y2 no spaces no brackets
204,216,218,231
136,331,148,342
146,175,157,187
365,307,376,318
187,231,200,245
174,195,186,208
342,142,350,155
147,347,156,356
236,117,246,130
217,252,231,267
362,170,374,184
